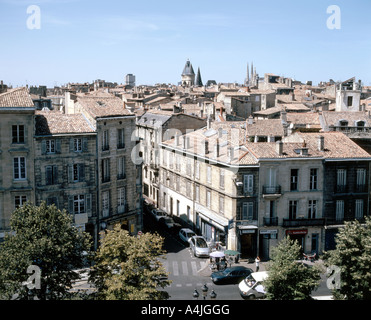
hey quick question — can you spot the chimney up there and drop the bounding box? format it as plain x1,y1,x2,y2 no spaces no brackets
318,135,324,151
214,139,220,158
207,115,212,129
281,109,287,123
228,146,234,162
183,136,190,149
204,140,209,154
248,115,253,125
218,127,223,138
276,140,283,156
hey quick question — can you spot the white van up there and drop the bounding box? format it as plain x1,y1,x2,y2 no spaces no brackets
238,271,269,299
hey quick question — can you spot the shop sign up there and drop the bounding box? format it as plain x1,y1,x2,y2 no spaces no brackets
260,229,277,235
286,229,307,235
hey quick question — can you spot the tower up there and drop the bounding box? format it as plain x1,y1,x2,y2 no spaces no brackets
181,59,195,87
195,67,203,87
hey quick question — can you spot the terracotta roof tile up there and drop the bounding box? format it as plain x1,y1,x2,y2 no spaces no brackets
0,87,35,108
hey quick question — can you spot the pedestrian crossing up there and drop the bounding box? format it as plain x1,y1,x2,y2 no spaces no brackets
161,259,209,277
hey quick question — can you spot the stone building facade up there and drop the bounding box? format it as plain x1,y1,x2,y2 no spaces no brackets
0,87,36,241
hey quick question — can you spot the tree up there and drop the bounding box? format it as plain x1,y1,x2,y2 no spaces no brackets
324,217,371,300
264,237,321,300
0,202,92,300
89,224,171,300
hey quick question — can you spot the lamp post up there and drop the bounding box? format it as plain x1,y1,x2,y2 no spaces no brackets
192,284,216,300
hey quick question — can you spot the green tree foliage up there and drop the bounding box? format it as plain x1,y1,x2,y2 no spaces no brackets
0,202,92,300
264,237,321,300
324,217,371,300
89,224,171,300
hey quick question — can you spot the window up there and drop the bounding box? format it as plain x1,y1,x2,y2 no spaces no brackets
186,157,191,176
46,139,55,153
102,159,110,182
176,155,181,171
308,200,317,219
207,166,212,184
102,130,109,151
13,157,26,180
117,188,126,213
117,128,125,149
337,169,347,192
15,195,27,208
290,169,298,191
206,190,211,208
102,191,109,217
220,169,225,189
73,138,82,152
176,175,180,191
356,168,366,188
289,200,298,220
219,196,224,214
117,156,126,179
45,165,58,185
309,169,318,190
74,195,85,214
195,161,200,179
347,96,353,107
243,174,254,193
12,125,25,143
242,202,254,220
186,181,191,198
71,164,85,182
195,184,200,202
336,200,344,221
355,199,364,219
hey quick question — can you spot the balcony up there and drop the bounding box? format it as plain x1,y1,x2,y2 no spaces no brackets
283,218,325,227
262,185,282,199
263,217,278,226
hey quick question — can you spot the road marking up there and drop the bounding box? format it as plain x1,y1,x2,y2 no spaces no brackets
191,261,198,276
173,261,179,276
182,261,188,275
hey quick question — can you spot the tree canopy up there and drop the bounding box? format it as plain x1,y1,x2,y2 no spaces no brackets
89,224,171,300
324,217,371,300
264,236,321,300
0,202,92,300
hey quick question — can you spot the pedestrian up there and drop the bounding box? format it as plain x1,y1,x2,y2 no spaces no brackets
255,256,260,272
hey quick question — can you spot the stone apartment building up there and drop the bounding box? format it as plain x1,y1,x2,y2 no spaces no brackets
66,91,141,241
159,119,371,260
34,111,98,245
159,121,261,255
0,87,36,242
136,109,206,207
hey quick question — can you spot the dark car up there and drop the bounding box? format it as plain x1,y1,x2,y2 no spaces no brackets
211,266,253,285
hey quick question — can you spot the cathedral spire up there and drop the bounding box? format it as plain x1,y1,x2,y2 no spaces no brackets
195,67,203,87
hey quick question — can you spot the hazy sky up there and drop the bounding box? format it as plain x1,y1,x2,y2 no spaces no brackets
1,0,370,87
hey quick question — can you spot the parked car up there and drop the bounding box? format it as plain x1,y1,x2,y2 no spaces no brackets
189,236,210,258
211,266,253,285
238,271,269,299
151,209,167,221
160,216,175,229
179,228,196,245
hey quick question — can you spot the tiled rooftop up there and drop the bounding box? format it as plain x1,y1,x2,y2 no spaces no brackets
35,111,95,135
0,87,35,108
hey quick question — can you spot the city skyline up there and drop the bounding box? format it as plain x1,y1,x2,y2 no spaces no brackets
1,0,370,87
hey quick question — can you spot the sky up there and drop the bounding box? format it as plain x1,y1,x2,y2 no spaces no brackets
0,0,370,88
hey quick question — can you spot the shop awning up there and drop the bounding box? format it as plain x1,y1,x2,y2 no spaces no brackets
196,206,229,231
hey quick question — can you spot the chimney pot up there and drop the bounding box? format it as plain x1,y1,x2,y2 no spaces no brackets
276,140,283,156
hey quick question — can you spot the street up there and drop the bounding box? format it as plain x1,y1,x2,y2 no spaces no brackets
143,209,332,300
143,210,244,300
